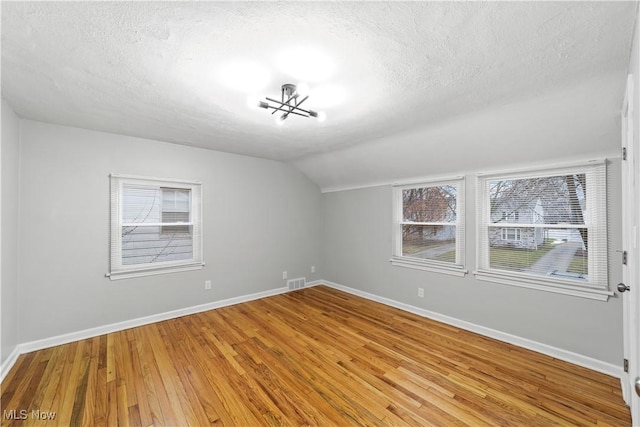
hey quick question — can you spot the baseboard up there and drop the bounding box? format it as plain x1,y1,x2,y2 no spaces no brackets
3,280,622,384
0,345,21,383
311,280,622,379
14,286,289,363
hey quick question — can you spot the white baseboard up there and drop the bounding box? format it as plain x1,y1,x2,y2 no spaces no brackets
309,280,622,379
2,280,622,383
1,286,289,383
0,345,21,383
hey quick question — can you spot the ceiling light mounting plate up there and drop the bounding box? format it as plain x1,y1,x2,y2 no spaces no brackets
281,83,297,99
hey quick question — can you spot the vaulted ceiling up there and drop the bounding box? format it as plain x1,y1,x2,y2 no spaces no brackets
2,2,637,190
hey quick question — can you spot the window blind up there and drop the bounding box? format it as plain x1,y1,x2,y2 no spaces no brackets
109,175,203,279
476,161,608,294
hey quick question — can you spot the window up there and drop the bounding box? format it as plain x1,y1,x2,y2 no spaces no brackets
501,228,521,241
502,211,519,222
475,161,611,300
391,178,466,276
108,175,203,280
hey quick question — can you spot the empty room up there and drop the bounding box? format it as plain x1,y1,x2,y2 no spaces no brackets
2,1,640,426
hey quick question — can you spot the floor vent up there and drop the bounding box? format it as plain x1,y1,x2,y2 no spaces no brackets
287,277,306,290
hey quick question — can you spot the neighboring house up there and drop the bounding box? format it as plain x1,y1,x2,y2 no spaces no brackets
490,198,545,250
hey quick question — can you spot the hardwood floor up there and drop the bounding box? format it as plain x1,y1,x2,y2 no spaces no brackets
1,285,631,426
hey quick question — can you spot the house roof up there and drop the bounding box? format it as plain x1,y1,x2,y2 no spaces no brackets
1,2,636,190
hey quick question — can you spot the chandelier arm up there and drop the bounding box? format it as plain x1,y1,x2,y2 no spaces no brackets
284,94,298,105
283,101,295,119
262,104,310,118
279,91,298,109
266,97,297,115
266,97,286,115
282,94,304,119
280,109,309,118
295,95,309,108
291,105,313,115
281,95,307,121
265,97,310,114
266,97,314,115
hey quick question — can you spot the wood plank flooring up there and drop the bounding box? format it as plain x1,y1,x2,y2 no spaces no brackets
1,285,631,426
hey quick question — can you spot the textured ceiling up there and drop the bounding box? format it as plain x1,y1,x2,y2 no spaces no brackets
1,2,637,187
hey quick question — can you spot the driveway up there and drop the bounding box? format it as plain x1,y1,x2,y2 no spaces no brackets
528,241,583,275
408,243,455,260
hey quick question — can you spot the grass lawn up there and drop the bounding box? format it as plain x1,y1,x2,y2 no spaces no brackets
489,239,556,271
403,240,454,255
434,251,455,262
567,254,588,275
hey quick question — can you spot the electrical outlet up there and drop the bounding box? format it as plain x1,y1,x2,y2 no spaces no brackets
418,287,424,298
282,271,288,280
205,280,212,290
311,265,316,273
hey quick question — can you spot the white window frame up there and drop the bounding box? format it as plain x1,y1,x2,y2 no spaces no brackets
475,160,613,301
107,174,204,280
391,178,467,277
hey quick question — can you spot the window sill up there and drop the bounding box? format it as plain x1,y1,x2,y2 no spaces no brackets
390,256,467,277
474,270,613,301
107,262,204,281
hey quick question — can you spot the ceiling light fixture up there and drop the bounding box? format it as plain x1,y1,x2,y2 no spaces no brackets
258,83,325,124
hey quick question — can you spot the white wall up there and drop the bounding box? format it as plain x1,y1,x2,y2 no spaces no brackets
1,100,21,366
322,161,624,365
17,120,322,343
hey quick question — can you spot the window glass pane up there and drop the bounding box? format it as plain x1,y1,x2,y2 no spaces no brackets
176,189,190,203
161,188,191,233
162,191,174,210
403,185,456,223
122,184,160,224
402,224,456,262
489,174,586,225
122,225,193,265
488,226,588,281
162,188,190,212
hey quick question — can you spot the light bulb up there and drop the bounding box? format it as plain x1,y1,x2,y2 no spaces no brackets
317,111,326,122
